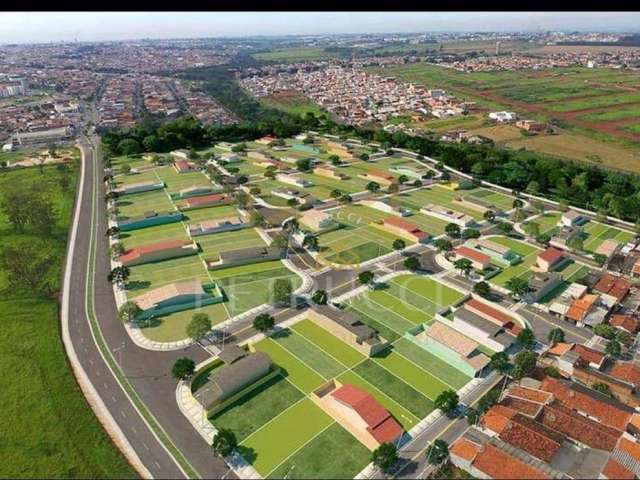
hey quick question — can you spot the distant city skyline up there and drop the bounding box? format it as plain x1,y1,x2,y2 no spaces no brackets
1,12,640,44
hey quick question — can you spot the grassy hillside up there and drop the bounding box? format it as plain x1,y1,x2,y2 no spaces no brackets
0,162,136,478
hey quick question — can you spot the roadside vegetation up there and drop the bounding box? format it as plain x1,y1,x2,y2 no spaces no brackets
0,163,136,478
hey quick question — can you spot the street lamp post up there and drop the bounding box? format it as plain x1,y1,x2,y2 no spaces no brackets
113,341,125,371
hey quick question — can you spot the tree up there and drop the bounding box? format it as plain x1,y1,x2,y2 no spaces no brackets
593,253,607,266
106,226,120,237
249,186,261,195
234,190,250,209
171,357,195,380
592,382,612,397
461,228,480,239
566,234,584,252
513,208,528,223
412,179,422,188
358,271,375,286
312,290,328,305
366,181,380,193
594,323,617,339
483,210,496,223
302,235,319,251
531,199,545,215
118,301,141,324
453,258,473,276
392,238,406,251
445,223,461,238
489,351,511,374
339,193,352,204
387,183,399,194
398,175,409,184
465,407,479,426
296,158,312,172
271,233,289,250
477,389,500,414
440,171,451,181
0,239,58,296
329,154,341,165
517,328,536,350
0,185,35,233
286,198,299,207
107,266,130,284
505,277,530,298
434,238,453,252
252,311,275,332
110,242,125,258
473,281,491,298
371,443,398,474
249,210,265,227
117,138,142,156
425,440,449,466
617,330,632,346
512,198,524,209
404,256,420,271
359,153,370,161
212,428,237,457
273,278,293,306
545,366,561,378
496,221,513,234
330,189,343,199
434,389,459,416
606,339,622,358
186,313,212,341
537,233,551,245
121,163,132,174
512,350,538,379
548,328,565,345
522,222,540,238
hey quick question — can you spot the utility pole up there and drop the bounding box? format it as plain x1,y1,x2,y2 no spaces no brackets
113,341,126,371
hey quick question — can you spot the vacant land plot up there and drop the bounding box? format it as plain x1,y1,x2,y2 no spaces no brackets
581,221,635,253
580,105,640,122
260,93,328,118
486,236,542,287
549,93,640,112
533,212,562,235
116,190,174,218
252,47,339,62
153,166,211,194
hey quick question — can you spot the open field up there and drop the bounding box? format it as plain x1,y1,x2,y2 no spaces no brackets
252,47,339,62
367,63,640,171
259,92,328,117
0,165,136,477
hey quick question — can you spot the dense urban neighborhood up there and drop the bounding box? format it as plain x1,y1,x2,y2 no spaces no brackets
7,13,640,480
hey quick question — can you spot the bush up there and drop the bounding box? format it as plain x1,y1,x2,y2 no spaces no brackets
172,357,195,380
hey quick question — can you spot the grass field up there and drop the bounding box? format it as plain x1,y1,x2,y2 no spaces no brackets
211,276,471,477
581,221,635,253
485,236,542,287
580,105,640,122
260,93,328,118
0,165,136,477
252,47,339,62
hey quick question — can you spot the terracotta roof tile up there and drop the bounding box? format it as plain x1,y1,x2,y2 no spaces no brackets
454,246,491,264
499,414,564,463
507,385,553,405
538,247,564,264
602,458,635,480
611,314,640,333
573,344,605,366
450,438,479,462
594,273,631,302
502,396,545,417
472,443,550,479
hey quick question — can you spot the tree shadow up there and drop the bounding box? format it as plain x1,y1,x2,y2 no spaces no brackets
116,200,133,207
236,446,257,464
138,317,162,329
127,280,151,291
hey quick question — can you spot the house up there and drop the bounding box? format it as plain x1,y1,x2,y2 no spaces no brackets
173,159,194,173
307,305,388,357
420,203,475,228
187,217,246,237
611,314,640,334
572,367,639,408
595,239,621,260
174,185,220,199
388,164,431,180
178,193,233,211
488,111,517,123
359,199,412,217
452,246,491,270
516,119,546,133
329,383,403,448
313,165,349,180
593,273,631,303
463,298,522,336
299,209,336,232
411,320,491,377
132,280,224,320
271,188,309,203
218,153,241,164
113,180,165,196
118,210,183,232
565,293,600,326
534,247,565,273
194,352,277,416
247,150,272,163
276,173,313,188
357,169,396,187
561,210,588,227
601,436,640,479
378,216,430,244
524,272,564,303
448,308,516,353
255,135,276,146
207,245,285,270
465,238,521,266
119,239,199,267
550,226,582,250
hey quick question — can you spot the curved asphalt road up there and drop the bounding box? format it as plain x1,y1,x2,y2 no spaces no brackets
66,137,233,478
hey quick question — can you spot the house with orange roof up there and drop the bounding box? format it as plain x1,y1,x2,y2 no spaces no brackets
534,247,565,273
178,193,233,211
593,273,631,303
608,362,640,389
119,239,198,267
611,314,640,334
357,169,396,187
452,246,491,270
601,435,640,479
565,294,600,326
377,216,430,244
173,158,195,173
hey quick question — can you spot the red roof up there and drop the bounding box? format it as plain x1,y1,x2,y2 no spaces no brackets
174,159,191,171
602,458,635,480
184,193,231,208
538,247,564,265
332,384,403,444
572,344,605,366
609,362,640,387
498,413,564,463
454,246,490,264
466,298,520,334
611,314,640,333
540,376,632,431
383,216,429,240
119,239,191,264
367,169,395,182
593,273,631,302
472,443,550,479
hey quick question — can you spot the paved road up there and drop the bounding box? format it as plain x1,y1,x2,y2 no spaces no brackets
517,304,593,345
68,137,234,478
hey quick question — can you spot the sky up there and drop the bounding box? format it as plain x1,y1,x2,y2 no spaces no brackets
1,12,640,44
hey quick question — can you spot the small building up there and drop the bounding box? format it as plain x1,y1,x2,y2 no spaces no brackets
194,352,277,416
271,187,309,203
488,111,517,123
357,169,396,187
610,314,640,334
187,217,246,237
255,135,276,146
113,180,165,196
378,216,430,244
515,119,546,133
593,273,631,303
208,245,285,270
218,153,241,164
300,209,336,232
534,247,565,273
561,210,588,227
360,199,412,217
421,203,475,228
595,238,621,260
119,239,198,267
170,149,189,160
314,165,349,181
388,164,431,180
118,210,183,232
466,238,521,266
132,280,224,320
451,307,515,353
173,159,194,173
175,185,221,200
524,272,563,303
276,173,314,188
178,193,233,211
452,246,491,270
307,305,388,357
247,150,272,163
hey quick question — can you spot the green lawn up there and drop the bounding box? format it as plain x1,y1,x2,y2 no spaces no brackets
291,319,365,367
0,165,136,478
